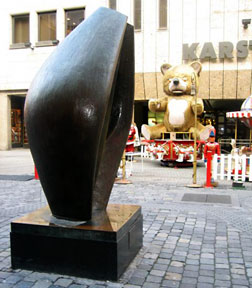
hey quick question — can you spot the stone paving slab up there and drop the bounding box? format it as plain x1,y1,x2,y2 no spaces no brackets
0,151,252,287
182,194,232,204
0,149,34,176
182,194,207,203
0,175,34,181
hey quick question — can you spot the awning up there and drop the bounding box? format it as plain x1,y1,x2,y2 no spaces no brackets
226,111,252,118
226,110,252,129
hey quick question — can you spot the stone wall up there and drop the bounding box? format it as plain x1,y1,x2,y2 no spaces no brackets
0,0,251,96
135,68,252,100
0,94,11,150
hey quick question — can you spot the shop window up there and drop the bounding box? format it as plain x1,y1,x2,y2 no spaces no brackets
38,11,56,41
148,111,164,126
11,14,30,48
11,96,28,148
159,0,167,29
65,8,85,36
134,0,142,30
217,114,225,136
109,0,117,10
11,109,22,146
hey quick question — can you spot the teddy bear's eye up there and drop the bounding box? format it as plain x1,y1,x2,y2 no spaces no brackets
183,77,187,81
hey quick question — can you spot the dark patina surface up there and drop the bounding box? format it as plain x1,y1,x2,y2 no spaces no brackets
24,8,134,221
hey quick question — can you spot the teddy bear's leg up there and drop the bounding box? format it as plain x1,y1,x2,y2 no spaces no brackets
198,124,214,141
189,127,200,140
189,124,213,141
141,123,167,140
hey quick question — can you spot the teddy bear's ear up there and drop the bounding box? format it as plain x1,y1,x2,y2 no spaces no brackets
160,63,172,75
190,61,202,76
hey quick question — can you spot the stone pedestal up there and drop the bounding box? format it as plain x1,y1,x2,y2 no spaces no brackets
10,204,143,281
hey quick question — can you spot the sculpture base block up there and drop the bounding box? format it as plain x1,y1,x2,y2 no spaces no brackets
10,204,143,281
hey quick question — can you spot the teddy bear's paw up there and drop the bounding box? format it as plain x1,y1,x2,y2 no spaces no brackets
141,124,151,140
149,99,161,112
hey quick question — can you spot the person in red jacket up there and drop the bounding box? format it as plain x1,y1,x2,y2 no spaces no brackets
204,130,220,183
125,123,136,153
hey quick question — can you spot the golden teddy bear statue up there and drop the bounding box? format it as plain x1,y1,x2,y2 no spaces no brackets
141,61,212,140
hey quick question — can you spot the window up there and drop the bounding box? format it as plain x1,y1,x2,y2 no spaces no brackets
134,0,141,30
38,11,56,41
109,0,117,10
159,0,167,29
12,14,29,44
65,8,85,36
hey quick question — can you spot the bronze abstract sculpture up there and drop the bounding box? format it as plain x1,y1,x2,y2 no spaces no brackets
24,8,134,221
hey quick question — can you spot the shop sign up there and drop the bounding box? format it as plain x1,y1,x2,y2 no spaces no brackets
183,40,252,60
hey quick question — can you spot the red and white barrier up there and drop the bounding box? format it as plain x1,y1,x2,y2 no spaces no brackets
212,154,252,182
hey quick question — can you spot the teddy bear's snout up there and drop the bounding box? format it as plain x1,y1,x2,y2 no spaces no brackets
173,78,180,86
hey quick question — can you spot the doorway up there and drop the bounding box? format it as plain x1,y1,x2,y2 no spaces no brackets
134,100,148,135
11,96,28,148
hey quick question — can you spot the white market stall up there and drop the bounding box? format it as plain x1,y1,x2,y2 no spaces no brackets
226,95,252,142
212,95,252,183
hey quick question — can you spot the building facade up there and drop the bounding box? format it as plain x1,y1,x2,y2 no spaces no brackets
0,0,252,150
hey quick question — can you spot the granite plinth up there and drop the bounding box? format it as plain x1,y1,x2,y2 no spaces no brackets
10,204,143,281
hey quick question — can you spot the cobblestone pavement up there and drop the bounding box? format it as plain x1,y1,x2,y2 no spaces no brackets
1,150,252,287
